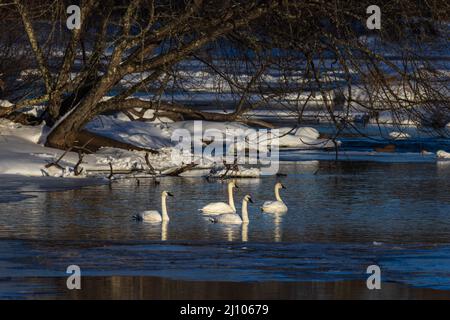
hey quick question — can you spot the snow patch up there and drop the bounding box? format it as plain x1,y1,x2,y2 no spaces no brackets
0,119,48,144
86,115,174,149
210,167,261,178
437,150,450,160
389,131,411,140
0,100,13,108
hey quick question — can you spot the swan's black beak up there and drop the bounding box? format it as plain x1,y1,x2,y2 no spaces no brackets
281,184,287,189
167,192,174,197
234,184,239,189
248,197,254,203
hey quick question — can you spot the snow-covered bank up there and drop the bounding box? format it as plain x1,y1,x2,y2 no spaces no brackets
0,135,108,176
3,112,447,178
0,135,199,177
87,116,338,150
0,114,338,177
87,117,339,173
0,116,196,177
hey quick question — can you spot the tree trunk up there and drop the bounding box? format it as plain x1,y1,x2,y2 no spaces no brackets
45,75,118,149
45,107,95,149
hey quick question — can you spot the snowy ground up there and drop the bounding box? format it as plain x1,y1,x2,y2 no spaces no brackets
0,114,335,178
0,116,194,177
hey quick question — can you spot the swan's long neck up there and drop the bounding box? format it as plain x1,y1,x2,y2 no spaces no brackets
241,199,249,222
161,195,169,221
275,186,283,202
228,184,236,211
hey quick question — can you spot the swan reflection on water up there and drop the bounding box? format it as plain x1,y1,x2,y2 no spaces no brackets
266,212,285,242
139,221,169,241
220,222,249,242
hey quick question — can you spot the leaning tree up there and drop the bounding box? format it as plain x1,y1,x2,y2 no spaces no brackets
0,0,449,150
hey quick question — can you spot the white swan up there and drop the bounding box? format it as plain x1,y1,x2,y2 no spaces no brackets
200,181,238,215
133,191,173,222
210,195,253,225
261,182,288,213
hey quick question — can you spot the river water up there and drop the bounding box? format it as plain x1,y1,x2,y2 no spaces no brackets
1,160,450,298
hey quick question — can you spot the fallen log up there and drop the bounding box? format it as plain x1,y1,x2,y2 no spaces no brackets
163,163,198,176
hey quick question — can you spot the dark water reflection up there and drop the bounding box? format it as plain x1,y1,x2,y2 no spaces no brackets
4,276,450,300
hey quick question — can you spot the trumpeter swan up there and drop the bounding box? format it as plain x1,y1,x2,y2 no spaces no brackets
210,195,253,225
133,191,174,222
261,182,288,213
200,181,238,215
